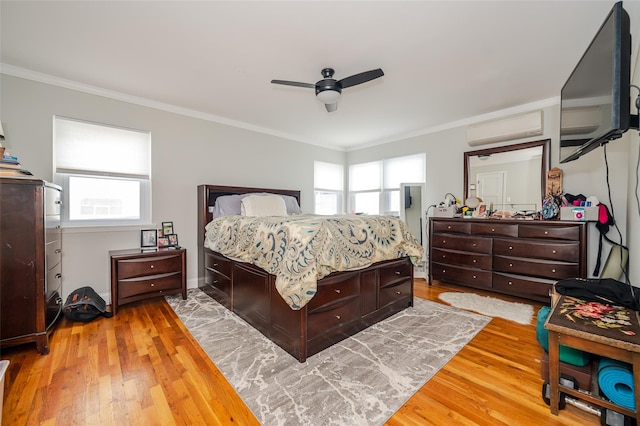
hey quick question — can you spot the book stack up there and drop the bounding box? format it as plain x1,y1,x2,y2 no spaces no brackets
0,146,33,177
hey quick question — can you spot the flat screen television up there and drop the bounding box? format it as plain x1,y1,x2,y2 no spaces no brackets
559,1,632,164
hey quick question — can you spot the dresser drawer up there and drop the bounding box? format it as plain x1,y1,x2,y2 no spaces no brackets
493,272,554,301
493,255,579,280
431,262,492,290
119,272,182,299
45,239,62,271
431,248,492,270
205,270,232,295
493,238,580,262
308,271,360,311
471,222,518,238
431,234,492,254
117,254,183,279
431,220,470,235
518,224,581,241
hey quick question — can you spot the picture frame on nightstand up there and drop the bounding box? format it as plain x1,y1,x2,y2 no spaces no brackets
162,221,174,235
167,234,179,247
141,229,157,248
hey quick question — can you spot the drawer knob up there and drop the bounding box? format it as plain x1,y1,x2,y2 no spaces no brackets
442,269,446,273
508,281,513,285
491,228,495,232
213,263,218,267
472,259,476,263
552,250,557,254
552,269,556,273
150,283,155,287
55,248,62,254
150,265,154,269
335,315,341,320
395,271,401,275
442,254,446,259
395,291,401,295
472,243,477,247
544,231,549,235
472,275,477,279
509,263,513,267
55,200,62,205
442,240,446,244
213,280,218,284
55,273,62,279
508,246,513,250
447,225,452,229
334,289,341,294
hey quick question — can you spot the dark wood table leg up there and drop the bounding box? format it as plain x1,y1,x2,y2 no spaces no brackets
548,330,560,415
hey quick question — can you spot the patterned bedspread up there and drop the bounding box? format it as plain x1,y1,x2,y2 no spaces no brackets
204,214,424,310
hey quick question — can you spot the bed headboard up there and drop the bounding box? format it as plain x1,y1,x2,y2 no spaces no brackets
197,184,301,228
197,184,301,284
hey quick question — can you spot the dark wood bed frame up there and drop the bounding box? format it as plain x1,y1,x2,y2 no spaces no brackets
197,184,414,362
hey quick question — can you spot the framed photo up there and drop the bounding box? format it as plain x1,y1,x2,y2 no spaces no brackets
162,221,174,236
474,202,491,218
157,229,164,239
141,229,157,247
157,236,170,248
167,234,179,247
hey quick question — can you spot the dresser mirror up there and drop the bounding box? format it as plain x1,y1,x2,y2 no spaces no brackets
463,139,550,212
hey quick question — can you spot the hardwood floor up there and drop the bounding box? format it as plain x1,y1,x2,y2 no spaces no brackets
1,280,600,425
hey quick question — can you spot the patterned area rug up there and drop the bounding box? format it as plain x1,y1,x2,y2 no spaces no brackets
438,292,535,325
166,289,489,426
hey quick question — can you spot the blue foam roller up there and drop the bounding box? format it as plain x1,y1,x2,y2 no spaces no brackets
598,357,635,411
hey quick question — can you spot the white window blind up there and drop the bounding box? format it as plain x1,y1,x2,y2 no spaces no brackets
314,161,344,215
55,117,150,177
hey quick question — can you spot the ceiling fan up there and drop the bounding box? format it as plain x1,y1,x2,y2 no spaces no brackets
271,68,384,112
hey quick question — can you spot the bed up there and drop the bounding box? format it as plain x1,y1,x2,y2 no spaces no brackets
197,184,424,362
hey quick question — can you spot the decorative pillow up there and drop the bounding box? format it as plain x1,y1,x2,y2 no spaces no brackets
212,194,244,218
241,194,288,217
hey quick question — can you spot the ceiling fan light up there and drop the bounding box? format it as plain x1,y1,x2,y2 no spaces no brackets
316,89,341,104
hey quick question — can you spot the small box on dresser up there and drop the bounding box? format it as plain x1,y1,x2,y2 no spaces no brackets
110,248,187,314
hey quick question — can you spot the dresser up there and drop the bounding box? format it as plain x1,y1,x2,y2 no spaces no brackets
110,248,187,314
0,178,63,354
429,217,587,303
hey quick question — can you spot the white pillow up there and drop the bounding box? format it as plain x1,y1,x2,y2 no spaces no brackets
241,194,288,216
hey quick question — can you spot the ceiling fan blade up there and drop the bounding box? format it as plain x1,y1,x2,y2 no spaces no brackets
325,103,337,113
338,68,384,89
271,79,315,89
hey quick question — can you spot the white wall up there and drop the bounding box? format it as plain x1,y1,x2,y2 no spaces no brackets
1,74,345,301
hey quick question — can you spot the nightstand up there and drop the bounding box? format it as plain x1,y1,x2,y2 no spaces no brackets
110,248,187,315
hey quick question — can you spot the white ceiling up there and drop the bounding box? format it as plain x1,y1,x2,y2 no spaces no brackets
1,1,639,151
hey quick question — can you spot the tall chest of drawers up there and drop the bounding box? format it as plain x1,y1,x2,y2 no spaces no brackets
429,217,587,303
0,178,63,354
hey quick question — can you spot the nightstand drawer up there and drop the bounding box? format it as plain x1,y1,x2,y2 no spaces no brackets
117,254,182,279
118,272,182,298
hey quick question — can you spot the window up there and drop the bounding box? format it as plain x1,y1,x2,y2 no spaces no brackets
54,117,151,227
348,154,425,215
314,161,344,215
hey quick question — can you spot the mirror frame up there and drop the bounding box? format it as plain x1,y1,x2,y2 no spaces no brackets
463,139,551,204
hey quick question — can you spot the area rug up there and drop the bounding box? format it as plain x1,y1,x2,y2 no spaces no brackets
438,292,534,325
166,289,489,426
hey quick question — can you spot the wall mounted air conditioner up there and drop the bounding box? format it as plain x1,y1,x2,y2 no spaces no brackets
467,110,543,146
